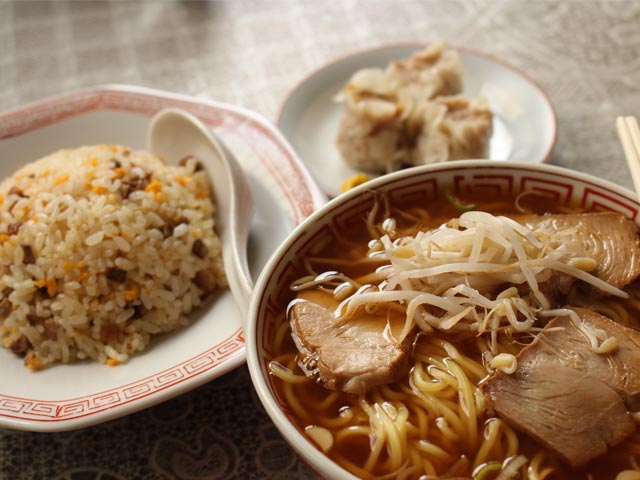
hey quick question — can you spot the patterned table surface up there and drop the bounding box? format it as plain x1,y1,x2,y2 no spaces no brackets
1,1,640,478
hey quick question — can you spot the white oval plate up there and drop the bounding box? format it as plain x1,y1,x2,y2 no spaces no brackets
0,85,326,432
276,43,557,197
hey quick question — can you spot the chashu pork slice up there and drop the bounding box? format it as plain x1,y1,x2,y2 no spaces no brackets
289,289,415,395
512,212,640,288
481,307,640,467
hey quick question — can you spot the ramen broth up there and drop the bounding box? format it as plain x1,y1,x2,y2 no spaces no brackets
268,193,640,479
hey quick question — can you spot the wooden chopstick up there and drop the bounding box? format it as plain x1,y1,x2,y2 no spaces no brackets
616,115,640,199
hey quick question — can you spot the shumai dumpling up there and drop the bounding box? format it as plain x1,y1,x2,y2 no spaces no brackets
335,42,493,174
386,41,464,101
336,109,406,173
412,95,493,165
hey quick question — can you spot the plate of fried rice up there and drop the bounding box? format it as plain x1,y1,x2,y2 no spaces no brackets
0,85,326,432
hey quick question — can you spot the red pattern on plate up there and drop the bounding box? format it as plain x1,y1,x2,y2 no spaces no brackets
0,330,245,422
0,87,316,223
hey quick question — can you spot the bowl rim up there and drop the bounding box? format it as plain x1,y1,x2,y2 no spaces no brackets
246,159,637,478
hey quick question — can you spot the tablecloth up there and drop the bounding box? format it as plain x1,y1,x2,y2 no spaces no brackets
1,1,639,478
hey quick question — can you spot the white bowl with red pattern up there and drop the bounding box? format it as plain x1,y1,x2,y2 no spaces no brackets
246,160,640,479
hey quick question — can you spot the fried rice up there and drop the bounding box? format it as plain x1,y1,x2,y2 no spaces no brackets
0,145,225,370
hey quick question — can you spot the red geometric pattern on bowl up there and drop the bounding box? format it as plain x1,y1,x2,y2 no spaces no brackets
454,173,515,198
583,187,639,218
520,176,574,205
255,163,640,419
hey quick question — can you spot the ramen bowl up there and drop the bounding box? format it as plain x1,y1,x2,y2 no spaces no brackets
246,160,640,479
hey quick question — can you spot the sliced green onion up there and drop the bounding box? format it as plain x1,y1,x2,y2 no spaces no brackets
445,190,476,212
473,461,502,480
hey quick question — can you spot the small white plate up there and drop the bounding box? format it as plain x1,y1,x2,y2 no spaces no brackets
277,43,557,197
0,85,326,432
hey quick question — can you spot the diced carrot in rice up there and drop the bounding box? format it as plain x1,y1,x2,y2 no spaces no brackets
0,145,224,370
174,175,192,186
123,287,139,301
54,174,69,186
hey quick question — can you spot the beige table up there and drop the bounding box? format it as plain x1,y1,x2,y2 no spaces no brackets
1,1,639,478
